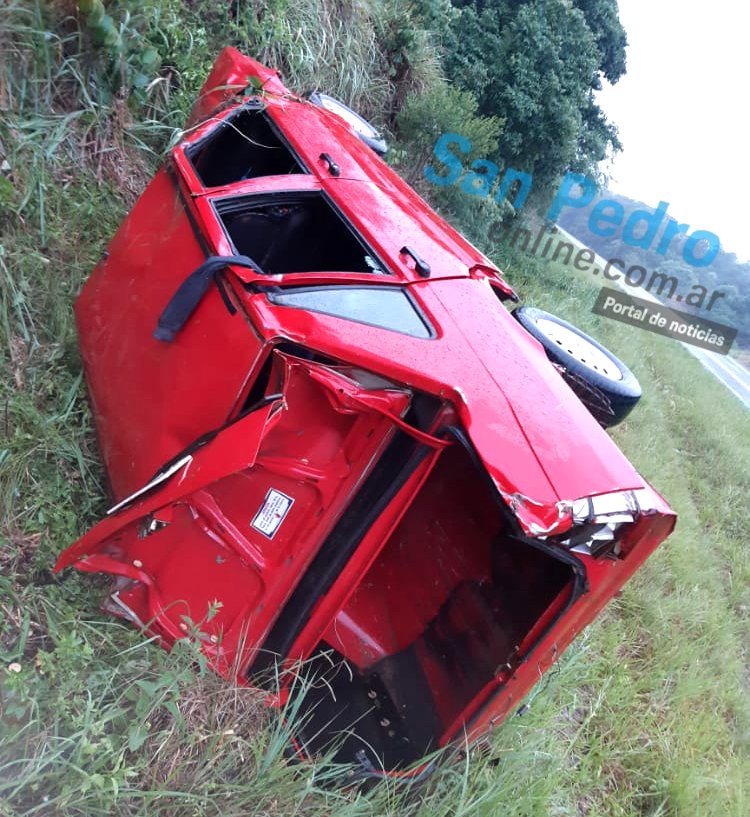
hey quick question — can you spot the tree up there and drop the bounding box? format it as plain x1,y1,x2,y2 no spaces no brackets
442,0,627,193
573,0,627,84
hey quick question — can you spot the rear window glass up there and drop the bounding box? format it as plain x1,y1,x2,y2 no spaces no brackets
266,286,432,338
215,192,389,276
188,107,306,187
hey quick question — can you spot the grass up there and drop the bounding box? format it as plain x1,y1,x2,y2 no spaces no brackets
1,2,748,815
492,240,749,816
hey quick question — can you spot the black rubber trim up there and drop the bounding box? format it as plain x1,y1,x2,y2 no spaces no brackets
319,152,340,177
442,425,524,536
400,245,431,278
214,274,238,316
165,161,212,256
211,188,395,278
184,97,266,162
262,283,437,340
164,163,239,320
154,254,265,342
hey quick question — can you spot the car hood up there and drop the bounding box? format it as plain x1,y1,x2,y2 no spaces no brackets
422,277,646,534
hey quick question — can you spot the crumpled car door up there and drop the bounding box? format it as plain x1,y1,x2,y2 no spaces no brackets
56,352,412,678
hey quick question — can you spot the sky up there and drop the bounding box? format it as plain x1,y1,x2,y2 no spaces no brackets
596,0,750,261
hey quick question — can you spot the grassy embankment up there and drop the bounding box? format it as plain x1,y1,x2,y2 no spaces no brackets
1,3,747,815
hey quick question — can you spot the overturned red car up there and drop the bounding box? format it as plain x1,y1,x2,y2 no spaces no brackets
56,49,676,779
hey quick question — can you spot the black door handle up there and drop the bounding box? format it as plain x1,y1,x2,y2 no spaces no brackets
319,153,341,177
400,245,431,278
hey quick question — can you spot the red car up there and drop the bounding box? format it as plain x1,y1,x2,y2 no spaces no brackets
56,49,676,780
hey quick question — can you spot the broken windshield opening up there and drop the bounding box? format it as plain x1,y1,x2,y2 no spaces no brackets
188,107,307,187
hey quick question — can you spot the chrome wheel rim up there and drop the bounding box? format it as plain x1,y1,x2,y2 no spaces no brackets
536,318,623,382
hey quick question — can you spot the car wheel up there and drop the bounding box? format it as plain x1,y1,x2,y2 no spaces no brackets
307,92,388,156
513,306,641,427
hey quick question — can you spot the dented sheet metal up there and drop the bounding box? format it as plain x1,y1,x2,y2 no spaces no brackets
56,353,412,673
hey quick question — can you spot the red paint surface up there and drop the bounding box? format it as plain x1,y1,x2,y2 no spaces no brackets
56,49,676,769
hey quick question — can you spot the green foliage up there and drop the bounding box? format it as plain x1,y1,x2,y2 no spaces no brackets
392,81,506,239
443,0,626,192
76,1,163,96
573,0,628,84
0,175,15,214
229,0,394,123
397,83,502,158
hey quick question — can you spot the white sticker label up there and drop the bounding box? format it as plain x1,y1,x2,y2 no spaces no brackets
250,489,294,539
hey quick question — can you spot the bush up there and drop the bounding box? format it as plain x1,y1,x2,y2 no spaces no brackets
393,81,507,243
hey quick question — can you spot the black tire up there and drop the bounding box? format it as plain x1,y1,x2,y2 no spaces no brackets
513,306,641,427
307,92,388,156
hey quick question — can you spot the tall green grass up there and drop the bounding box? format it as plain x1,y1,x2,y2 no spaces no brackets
1,2,747,816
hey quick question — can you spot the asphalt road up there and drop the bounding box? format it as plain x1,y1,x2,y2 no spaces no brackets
683,346,750,410
554,227,750,412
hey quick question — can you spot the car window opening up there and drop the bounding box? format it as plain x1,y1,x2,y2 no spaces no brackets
188,107,306,187
215,193,388,277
